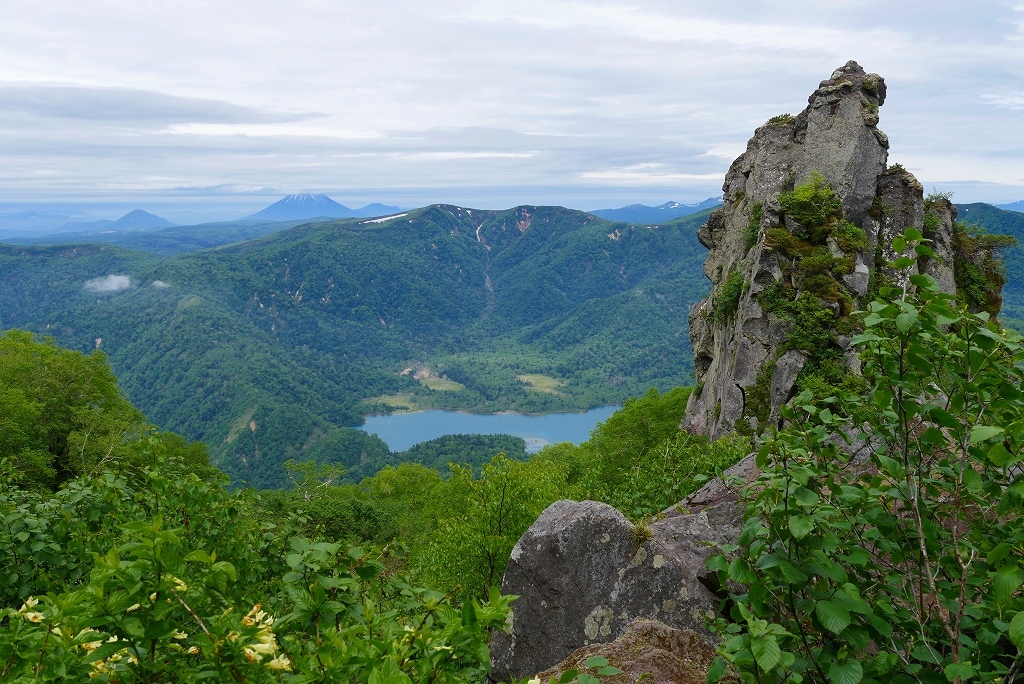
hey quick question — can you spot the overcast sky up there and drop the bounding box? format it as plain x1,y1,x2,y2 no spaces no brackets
1,0,1023,220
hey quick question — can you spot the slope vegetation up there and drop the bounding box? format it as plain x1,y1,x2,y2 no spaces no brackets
0,205,711,487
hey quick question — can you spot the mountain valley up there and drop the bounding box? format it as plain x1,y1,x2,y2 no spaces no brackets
0,204,711,487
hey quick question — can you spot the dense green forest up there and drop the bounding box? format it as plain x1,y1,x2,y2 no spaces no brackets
0,206,712,487
4,217,1024,680
0,328,745,681
956,203,1024,328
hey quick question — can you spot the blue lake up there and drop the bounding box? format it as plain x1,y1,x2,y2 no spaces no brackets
358,406,619,453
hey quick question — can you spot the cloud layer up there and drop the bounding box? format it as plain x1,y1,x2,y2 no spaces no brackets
83,275,132,293
1,0,1022,211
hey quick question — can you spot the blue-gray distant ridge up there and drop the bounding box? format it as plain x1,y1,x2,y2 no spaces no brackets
247,194,362,221
57,209,176,233
590,198,723,223
996,200,1024,213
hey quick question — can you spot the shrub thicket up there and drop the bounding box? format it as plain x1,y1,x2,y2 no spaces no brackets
709,230,1024,684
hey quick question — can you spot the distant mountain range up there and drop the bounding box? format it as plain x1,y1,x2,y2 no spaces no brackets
996,201,1024,213
0,209,175,238
56,209,175,233
246,194,402,221
0,210,97,237
590,198,723,223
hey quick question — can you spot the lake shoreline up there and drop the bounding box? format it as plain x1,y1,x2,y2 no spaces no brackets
357,405,621,453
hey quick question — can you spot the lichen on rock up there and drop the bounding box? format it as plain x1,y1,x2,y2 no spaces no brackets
684,60,954,439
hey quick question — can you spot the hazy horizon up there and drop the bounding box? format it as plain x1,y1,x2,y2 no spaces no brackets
2,1,1023,223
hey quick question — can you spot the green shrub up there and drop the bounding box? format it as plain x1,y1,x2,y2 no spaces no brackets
745,203,763,250
834,221,867,252
952,221,1016,316
778,172,843,234
708,231,1024,684
713,269,747,323
0,441,511,682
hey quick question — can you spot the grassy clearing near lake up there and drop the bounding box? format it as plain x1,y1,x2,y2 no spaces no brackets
517,373,566,395
420,377,465,392
365,392,423,411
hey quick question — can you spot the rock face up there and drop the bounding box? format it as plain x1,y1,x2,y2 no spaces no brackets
490,500,742,682
683,60,956,439
533,619,720,684
491,61,976,681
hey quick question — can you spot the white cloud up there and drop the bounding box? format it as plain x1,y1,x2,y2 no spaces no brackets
582,163,723,184
151,280,170,288
981,92,1024,109
164,123,379,139
0,1,1021,209
83,275,132,293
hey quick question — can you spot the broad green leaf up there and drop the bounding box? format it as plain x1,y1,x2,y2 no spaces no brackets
970,425,1004,444
707,656,728,683
1008,610,1024,649
778,560,808,584
751,635,781,671
892,256,916,270
896,312,917,333
891,237,907,253
944,662,975,682
993,564,1024,604
929,408,961,430
828,659,863,684
728,558,757,584
988,543,1012,565
585,656,609,668
987,443,1015,467
794,487,819,506
815,599,852,634
706,554,729,572
788,514,815,540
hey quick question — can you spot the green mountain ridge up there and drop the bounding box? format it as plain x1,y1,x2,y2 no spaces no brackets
3,201,1022,488
0,204,712,487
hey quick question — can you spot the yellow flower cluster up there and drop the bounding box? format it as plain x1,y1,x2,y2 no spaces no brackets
17,596,44,623
238,604,291,672
87,636,138,679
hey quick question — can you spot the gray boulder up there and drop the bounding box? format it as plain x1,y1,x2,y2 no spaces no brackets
490,499,742,682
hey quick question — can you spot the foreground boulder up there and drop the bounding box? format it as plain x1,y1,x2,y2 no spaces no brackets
533,619,720,684
489,499,742,681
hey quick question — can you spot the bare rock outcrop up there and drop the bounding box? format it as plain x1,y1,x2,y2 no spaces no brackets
533,619,720,684
683,60,957,439
490,500,742,682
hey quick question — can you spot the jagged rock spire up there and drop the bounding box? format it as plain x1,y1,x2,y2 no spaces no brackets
683,61,956,439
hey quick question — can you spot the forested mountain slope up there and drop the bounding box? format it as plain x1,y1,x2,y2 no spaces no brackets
0,205,711,487
956,203,1024,326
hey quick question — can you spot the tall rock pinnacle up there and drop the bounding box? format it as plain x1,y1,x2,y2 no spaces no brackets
683,60,956,438
490,62,989,683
